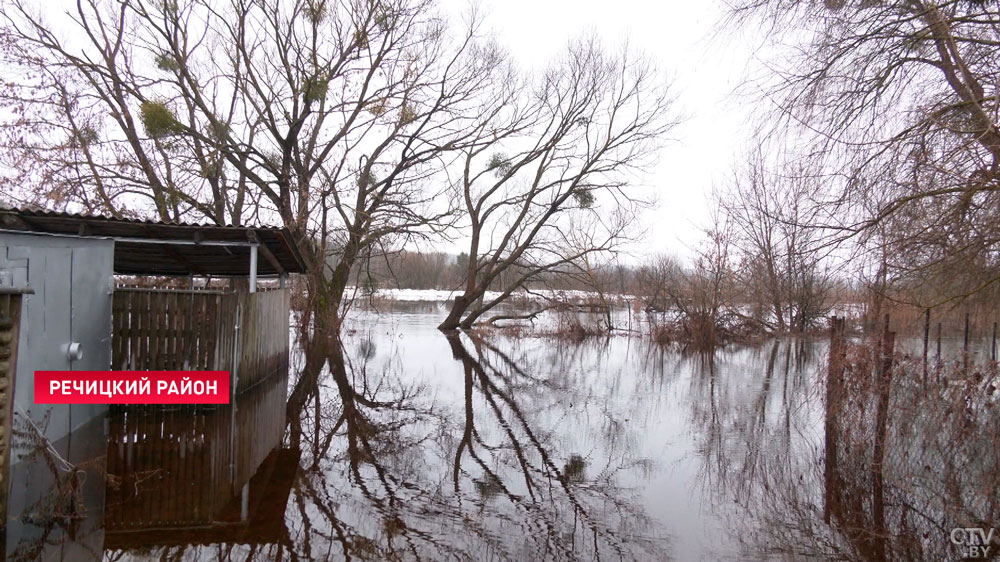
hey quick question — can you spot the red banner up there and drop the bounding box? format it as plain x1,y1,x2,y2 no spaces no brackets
34,371,230,404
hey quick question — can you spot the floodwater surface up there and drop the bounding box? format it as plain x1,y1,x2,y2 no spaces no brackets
9,303,998,561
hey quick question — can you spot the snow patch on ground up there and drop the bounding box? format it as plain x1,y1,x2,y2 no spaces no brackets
347,287,629,304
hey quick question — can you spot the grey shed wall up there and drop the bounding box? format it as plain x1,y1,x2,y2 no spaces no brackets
0,230,113,561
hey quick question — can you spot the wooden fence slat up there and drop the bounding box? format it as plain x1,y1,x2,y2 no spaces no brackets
104,375,288,530
105,287,289,531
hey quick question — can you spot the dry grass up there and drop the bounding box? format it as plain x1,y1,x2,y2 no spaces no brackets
875,302,1000,340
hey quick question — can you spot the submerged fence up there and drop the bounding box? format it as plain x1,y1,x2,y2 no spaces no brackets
111,288,290,393
105,287,291,531
824,315,1000,560
104,372,288,530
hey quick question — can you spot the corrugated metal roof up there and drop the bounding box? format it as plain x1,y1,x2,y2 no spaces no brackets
0,208,308,276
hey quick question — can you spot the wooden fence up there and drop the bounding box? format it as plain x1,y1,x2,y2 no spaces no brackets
111,288,290,393
104,372,288,530
0,289,26,528
106,287,291,530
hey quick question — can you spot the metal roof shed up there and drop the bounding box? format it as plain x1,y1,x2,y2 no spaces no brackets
0,210,307,557
0,209,308,279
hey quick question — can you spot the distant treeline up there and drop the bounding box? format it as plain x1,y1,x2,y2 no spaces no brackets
345,251,638,294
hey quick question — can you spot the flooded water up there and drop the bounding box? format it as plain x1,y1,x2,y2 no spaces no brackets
8,303,999,561
317,304,828,562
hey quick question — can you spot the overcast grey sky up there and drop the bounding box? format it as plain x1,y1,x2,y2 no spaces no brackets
450,0,761,261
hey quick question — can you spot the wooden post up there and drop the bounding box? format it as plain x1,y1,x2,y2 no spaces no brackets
823,316,844,525
872,320,894,562
880,313,889,383
922,308,930,386
964,312,970,351
992,321,997,362
964,312,970,370
936,322,942,362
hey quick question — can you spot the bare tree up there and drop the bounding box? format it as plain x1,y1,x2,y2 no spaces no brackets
634,254,684,313
718,149,832,333
677,216,737,346
725,0,1000,302
637,216,738,346
438,38,675,330
0,0,504,328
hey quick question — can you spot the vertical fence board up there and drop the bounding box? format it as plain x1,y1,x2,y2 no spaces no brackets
106,287,290,530
112,288,289,384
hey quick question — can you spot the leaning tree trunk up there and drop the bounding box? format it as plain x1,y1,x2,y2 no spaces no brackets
439,295,470,331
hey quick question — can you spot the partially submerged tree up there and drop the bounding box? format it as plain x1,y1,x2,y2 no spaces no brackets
718,150,831,333
438,39,675,330
675,217,737,347
634,254,684,312
0,1,679,341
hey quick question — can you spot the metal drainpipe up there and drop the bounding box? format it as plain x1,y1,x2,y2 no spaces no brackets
249,245,258,293
229,302,241,491
239,245,255,510
241,482,250,521
229,245,256,491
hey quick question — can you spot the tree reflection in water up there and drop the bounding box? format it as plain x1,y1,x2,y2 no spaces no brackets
693,338,1000,562
97,321,1000,561
280,331,668,561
